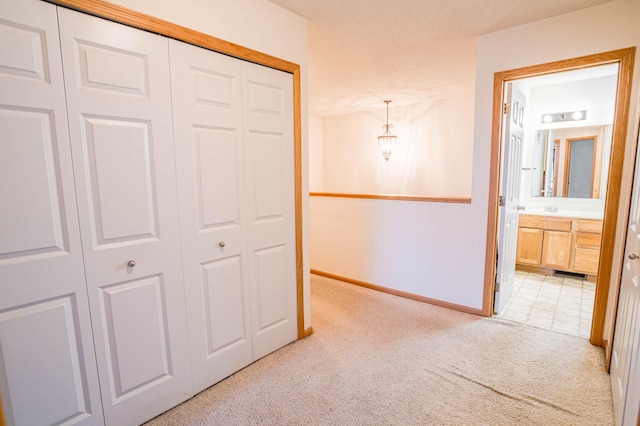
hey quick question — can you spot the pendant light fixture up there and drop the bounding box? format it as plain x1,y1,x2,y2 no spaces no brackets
377,100,397,161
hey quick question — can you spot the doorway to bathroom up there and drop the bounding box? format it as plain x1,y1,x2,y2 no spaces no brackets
483,48,635,347
495,64,618,338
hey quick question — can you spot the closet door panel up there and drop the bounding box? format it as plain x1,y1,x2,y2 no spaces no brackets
58,9,191,425
242,62,297,360
0,1,103,424
169,40,253,394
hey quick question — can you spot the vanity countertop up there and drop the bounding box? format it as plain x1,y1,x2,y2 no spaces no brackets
519,209,604,220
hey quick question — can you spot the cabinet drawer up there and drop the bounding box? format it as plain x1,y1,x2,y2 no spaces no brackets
576,219,603,234
574,247,600,275
576,232,601,248
519,215,572,232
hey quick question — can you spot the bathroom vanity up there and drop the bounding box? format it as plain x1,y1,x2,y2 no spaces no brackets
516,213,603,277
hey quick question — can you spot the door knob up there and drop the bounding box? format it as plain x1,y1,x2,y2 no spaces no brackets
219,242,226,247
629,253,639,260
517,206,526,211
127,260,136,267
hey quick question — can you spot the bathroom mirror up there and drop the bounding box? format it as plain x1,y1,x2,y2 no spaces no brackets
530,124,612,198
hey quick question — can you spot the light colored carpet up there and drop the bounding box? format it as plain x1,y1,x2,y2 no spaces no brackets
146,274,614,425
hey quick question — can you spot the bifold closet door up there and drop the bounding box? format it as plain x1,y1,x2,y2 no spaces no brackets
0,1,103,425
169,40,297,391
241,61,297,360
169,40,253,393
58,8,191,425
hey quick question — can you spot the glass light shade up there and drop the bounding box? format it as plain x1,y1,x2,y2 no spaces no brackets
378,125,397,161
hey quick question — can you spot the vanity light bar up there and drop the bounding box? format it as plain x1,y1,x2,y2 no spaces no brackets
541,110,587,124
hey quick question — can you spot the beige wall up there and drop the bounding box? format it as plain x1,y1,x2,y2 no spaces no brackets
308,116,323,191
310,0,640,317
110,0,313,328
321,92,474,196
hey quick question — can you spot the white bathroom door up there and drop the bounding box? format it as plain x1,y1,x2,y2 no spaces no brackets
0,1,103,424
58,8,192,425
495,83,526,313
169,40,254,393
611,120,640,426
242,62,298,359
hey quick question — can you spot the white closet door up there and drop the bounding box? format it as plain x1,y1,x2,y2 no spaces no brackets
58,9,191,425
242,62,297,359
169,40,253,393
0,1,103,425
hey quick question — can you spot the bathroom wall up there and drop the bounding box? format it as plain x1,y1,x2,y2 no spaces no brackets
517,73,618,217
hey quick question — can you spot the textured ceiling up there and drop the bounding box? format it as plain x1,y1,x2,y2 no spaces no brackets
267,0,614,117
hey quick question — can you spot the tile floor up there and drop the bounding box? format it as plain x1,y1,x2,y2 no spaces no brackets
497,270,595,338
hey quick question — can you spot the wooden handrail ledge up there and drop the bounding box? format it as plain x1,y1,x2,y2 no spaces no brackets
309,192,471,203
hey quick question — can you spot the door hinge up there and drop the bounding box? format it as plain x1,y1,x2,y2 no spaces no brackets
499,195,505,207
495,282,501,292
503,102,511,114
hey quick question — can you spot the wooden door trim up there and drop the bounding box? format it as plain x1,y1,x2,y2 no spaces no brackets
482,48,635,350
48,0,307,339
553,139,561,197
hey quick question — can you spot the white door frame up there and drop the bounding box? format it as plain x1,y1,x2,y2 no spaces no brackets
482,48,636,352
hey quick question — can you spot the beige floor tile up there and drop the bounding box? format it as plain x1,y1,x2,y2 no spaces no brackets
524,275,545,283
557,299,582,310
528,317,553,329
555,306,581,317
519,283,541,292
540,282,562,290
537,294,560,304
580,323,593,335
529,308,555,320
538,291,561,300
516,292,538,301
498,271,596,339
552,322,581,334
563,278,584,287
560,286,582,294
502,310,529,322
580,304,593,316
579,329,591,339
559,293,583,303
553,311,581,325
532,301,556,312
509,304,533,315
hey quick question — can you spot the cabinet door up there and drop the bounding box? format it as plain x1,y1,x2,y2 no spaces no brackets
58,9,191,425
242,62,297,360
541,231,572,270
573,248,600,275
516,228,543,266
0,1,103,424
169,40,253,394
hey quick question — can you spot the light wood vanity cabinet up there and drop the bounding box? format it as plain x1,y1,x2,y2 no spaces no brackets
516,228,544,265
516,215,602,277
573,219,603,275
541,230,573,269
